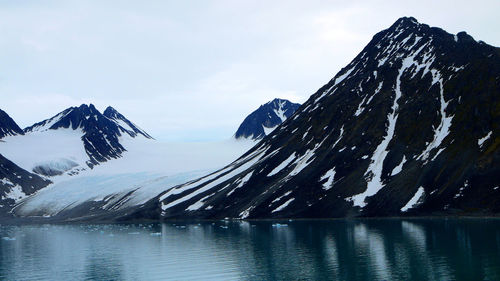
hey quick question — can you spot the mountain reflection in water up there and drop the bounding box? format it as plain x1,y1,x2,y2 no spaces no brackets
1,219,499,280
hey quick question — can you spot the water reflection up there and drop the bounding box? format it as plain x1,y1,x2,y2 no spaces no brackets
0,219,499,280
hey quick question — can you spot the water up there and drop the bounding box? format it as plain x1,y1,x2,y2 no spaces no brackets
1,218,499,280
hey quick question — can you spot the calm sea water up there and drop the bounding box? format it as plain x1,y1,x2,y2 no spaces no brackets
0,218,499,280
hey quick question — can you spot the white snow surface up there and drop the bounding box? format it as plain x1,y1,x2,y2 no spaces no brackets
267,153,296,177
0,129,89,174
390,156,406,176
478,131,492,148
263,125,278,135
271,198,294,213
11,135,256,216
273,100,288,122
2,185,27,202
320,168,336,190
401,186,425,212
271,190,292,204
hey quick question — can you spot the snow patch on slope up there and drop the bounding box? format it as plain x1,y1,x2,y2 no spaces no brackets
320,168,336,190
417,70,453,162
478,131,492,148
401,186,425,212
271,198,294,213
390,156,406,176
2,185,27,202
267,153,296,177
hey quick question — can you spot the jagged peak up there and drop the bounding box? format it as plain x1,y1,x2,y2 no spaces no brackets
103,106,153,139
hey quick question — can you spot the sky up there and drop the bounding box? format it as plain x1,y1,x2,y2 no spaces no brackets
1,0,499,141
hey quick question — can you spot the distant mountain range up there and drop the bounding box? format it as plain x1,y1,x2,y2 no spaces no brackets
234,98,301,140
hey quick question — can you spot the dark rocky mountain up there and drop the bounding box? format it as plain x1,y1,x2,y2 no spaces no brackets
24,104,152,168
103,106,153,139
143,17,500,220
0,154,51,216
234,98,301,140
0,109,24,139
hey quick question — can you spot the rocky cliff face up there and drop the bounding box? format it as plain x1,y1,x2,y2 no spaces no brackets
152,17,500,220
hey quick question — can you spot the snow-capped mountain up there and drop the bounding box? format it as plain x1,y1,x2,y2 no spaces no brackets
234,98,301,140
146,17,500,220
0,109,24,139
0,104,152,177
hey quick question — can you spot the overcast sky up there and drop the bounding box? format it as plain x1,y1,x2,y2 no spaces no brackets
1,1,499,141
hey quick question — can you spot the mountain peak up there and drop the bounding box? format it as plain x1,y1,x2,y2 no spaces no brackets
103,106,119,116
393,16,420,28
234,98,301,140
103,106,153,139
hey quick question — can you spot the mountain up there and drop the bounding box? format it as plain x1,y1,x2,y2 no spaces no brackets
0,104,152,177
234,98,301,140
0,109,24,139
146,17,500,220
25,104,129,168
0,153,51,216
